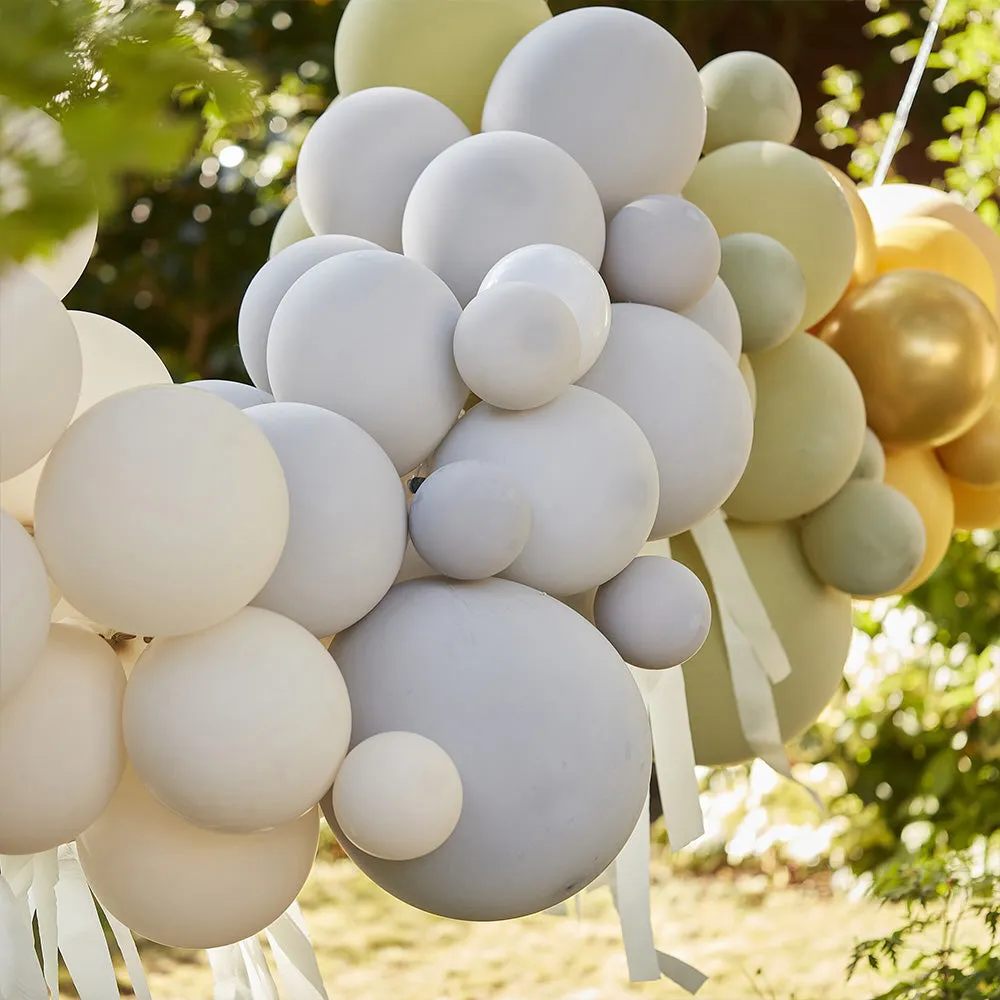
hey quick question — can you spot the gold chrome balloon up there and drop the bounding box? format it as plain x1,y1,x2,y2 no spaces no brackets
819,161,878,289
819,270,1000,449
937,397,1000,488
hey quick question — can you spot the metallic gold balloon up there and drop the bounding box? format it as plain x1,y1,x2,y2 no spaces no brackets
819,270,1000,448
937,397,1000,488
951,477,1000,531
820,161,878,289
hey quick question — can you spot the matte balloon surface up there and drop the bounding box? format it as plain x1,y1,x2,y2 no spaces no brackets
680,277,743,361
819,161,878,290
78,769,319,949
684,141,856,329
35,385,289,637
324,577,651,920
579,304,753,539
268,250,465,474
269,197,314,258
483,7,705,215
23,215,98,299
673,522,853,766
187,380,273,409
401,131,606,306
724,333,866,523
937,398,1000,488
853,428,887,482
738,354,757,414
434,387,659,596
951,477,1000,531
0,624,125,854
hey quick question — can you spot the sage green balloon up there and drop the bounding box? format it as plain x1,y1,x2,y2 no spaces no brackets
800,480,926,599
269,198,314,259
718,233,806,353
852,428,886,482
672,521,852,767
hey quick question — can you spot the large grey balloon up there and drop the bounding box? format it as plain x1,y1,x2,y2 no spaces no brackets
324,577,651,921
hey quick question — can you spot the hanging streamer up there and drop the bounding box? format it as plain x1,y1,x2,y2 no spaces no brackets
0,872,48,1000
105,909,154,1000
209,945,255,1000
28,850,59,1000
239,935,281,1000
265,904,329,1000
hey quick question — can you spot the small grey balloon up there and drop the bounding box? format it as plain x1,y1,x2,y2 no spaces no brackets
323,577,651,921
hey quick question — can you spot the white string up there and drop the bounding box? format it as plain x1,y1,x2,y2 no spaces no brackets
872,0,950,187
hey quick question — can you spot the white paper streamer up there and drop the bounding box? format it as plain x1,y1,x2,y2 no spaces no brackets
0,872,48,1000
264,905,329,1000
239,936,280,1000
105,909,154,1000
27,850,58,1000
209,945,254,1000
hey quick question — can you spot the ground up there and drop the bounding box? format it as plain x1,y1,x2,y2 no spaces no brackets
79,858,907,1000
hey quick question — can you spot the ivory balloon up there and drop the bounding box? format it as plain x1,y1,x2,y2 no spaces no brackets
593,555,711,670
483,7,706,215
23,215,98,299
738,355,757,414
684,141,856,329
579,304,753,539
332,732,464,861
479,244,612,379
334,0,551,131
433,387,659,596
853,428,887,482
245,402,407,636
876,217,996,313
453,283,581,410
724,333,867,523
819,161,878,291
187,380,273,409
718,233,807,353
0,511,50,704
937,398,1000,488
401,131,606,307
239,234,381,394
602,195,720,312
883,449,955,591
124,607,351,833
267,250,466,474
672,522,853,767
35,385,289,637
0,623,125,854
269,197,314,258
800,480,926,598
819,270,1000,448
0,267,81,481
699,51,801,153
324,577,651,919
951,478,1000,531
680,277,743,361
297,88,470,250
78,769,319,949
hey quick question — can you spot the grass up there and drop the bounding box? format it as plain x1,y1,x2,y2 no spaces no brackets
71,857,907,1000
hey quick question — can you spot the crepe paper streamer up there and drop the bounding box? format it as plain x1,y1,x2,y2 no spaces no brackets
0,871,49,1000
27,850,59,1000
264,904,330,1000
239,936,281,1000
657,951,709,995
689,513,791,684
209,945,255,1000
872,0,950,188
104,909,153,1000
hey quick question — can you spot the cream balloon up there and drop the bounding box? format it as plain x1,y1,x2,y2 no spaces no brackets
245,402,407,636
0,511,50,703
602,195,720,312
23,215,98,299
267,250,466,474
187,380,273,409
0,623,125,854
35,385,289,637
483,7,706,215
434,387,659,596
479,244,612,379
0,267,81,482
124,607,351,833
738,354,757,414
680,276,743,362
78,769,319,949
579,304,754,539
269,197,314,258
332,731,464,861
401,130,606,307
297,87,470,251
853,428,887,482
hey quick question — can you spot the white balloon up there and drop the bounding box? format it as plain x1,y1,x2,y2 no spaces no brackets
453,283,580,410
239,234,381,393
0,267,81,481
679,276,743,362
394,537,437,585
579,303,754,539
268,250,466,474
245,402,407,635
739,354,758,415
269,197,314,258
401,130,606,306
434,386,659,596
483,7,706,215
409,460,532,580
480,244,611,379
2,309,171,525
124,607,351,834
35,385,289,637
333,731,463,861
23,215,98,299
78,768,319,949
0,623,125,854
187,379,273,409
593,555,711,670
602,195,720,312
297,87,470,252
0,511,50,704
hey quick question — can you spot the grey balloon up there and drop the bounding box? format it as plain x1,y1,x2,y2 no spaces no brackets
323,577,651,921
